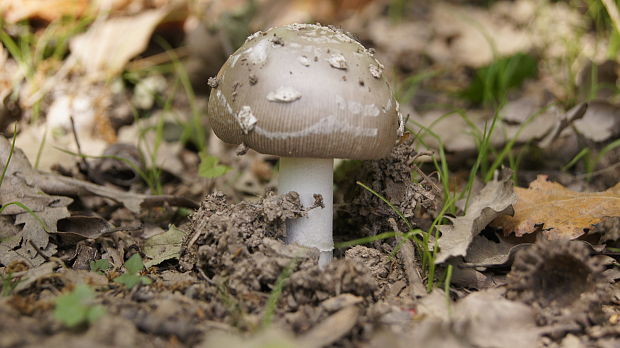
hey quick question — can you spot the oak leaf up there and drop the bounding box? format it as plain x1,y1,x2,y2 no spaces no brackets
493,176,620,239
435,170,516,264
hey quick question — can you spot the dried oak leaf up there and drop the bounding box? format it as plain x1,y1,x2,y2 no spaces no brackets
0,167,70,267
492,176,620,239
435,170,516,263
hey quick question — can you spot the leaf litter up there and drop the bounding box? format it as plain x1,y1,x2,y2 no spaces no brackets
1,0,620,347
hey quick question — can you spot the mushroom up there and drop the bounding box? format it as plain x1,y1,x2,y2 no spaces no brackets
207,23,402,267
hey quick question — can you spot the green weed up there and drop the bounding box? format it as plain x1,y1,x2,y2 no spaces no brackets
0,16,93,121
260,258,299,329
562,138,620,180
113,254,152,289
354,181,455,292
89,259,111,274
155,37,207,152
55,147,164,195
0,124,17,188
1,126,51,233
198,152,232,179
460,53,538,107
388,0,409,23
0,201,51,232
396,69,441,107
1,272,20,296
54,283,105,328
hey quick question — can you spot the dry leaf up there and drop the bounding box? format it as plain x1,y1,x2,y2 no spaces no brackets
199,328,314,348
1,0,88,23
463,233,527,267
69,3,187,79
143,225,187,268
371,288,540,348
0,161,71,266
1,136,197,215
573,101,620,143
428,3,532,67
435,170,517,263
493,176,620,239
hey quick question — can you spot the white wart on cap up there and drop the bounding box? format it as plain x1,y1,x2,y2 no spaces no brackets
207,23,402,159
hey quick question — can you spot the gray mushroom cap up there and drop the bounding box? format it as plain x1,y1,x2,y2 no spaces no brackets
207,23,403,159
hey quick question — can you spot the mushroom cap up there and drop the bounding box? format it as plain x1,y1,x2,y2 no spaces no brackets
207,23,402,159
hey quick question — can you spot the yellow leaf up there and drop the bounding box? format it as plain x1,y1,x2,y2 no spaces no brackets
493,176,620,239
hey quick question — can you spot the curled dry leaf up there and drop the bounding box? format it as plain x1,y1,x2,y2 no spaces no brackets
492,176,620,239
435,170,517,264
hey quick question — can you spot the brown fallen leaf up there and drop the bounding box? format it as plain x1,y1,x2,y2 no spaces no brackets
299,306,360,347
69,3,188,79
0,136,198,214
435,169,516,264
493,176,620,239
371,288,541,348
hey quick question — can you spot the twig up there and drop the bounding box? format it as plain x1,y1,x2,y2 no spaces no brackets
27,239,51,263
185,229,203,252
539,103,587,149
69,116,90,173
196,267,216,285
573,161,620,180
411,151,443,195
125,46,189,71
388,218,426,297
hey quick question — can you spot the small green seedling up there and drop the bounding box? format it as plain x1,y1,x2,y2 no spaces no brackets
89,259,111,274
1,272,19,296
113,254,152,289
198,152,231,179
54,283,105,328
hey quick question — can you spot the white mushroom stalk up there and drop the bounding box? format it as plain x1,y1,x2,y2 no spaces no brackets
279,157,333,268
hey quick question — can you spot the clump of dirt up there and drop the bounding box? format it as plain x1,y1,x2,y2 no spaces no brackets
507,240,611,338
345,245,407,297
336,137,439,238
180,191,381,340
181,190,305,272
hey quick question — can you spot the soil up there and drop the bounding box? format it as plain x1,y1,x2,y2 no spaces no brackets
1,1,619,347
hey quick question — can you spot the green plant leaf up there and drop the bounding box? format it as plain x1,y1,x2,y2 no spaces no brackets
124,253,145,274
113,254,151,289
113,273,143,289
460,52,538,106
54,284,105,327
89,259,111,274
199,153,231,178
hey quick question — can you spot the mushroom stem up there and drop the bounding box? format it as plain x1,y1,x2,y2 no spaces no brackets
279,157,334,268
